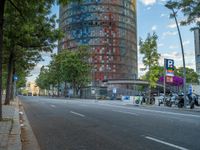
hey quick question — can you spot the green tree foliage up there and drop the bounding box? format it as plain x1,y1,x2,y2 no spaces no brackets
36,66,51,90
166,0,200,27
3,1,63,104
36,46,92,96
139,32,161,88
175,67,199,84
142,66,199,84
139,33,160,103
0,0,78,119
58,46,91,95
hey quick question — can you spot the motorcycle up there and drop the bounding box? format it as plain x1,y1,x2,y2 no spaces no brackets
158,93,178,107
188,94,200,109
177,93,185,108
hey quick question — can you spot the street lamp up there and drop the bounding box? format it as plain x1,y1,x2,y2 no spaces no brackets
165,2,187,108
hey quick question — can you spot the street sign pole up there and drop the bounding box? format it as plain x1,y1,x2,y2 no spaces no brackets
164,59,166,101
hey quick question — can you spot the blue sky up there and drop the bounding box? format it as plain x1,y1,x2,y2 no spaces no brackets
27,0,196,82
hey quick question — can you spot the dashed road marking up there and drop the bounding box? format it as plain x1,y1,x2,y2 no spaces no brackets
70,111,85,117
112,110,138,116
50,105,56,108
145,136,189,150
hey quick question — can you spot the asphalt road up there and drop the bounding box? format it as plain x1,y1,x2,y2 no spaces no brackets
20,96,200,150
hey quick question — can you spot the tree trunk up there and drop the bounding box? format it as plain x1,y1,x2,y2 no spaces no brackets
64,81,67,97
10,61,15,100
0,0,6,120
57,82,60,97
148,85,151,105
5,52,14,105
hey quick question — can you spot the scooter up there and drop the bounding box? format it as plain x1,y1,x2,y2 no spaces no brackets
177,94,184,108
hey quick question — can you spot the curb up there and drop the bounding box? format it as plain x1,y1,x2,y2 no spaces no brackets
7,97,22,150
19,100,41,150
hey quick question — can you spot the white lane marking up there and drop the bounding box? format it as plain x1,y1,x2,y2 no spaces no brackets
145,136,189,150
112,110,138,116
50,105,56,108
97,103,200,118
79,104,88,107
70,111,85,117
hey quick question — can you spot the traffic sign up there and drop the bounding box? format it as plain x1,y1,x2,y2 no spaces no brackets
165,59,174,76
13,75,18,81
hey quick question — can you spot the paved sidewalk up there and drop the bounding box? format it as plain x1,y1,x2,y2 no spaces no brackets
0,98,22,150
52,96,200,112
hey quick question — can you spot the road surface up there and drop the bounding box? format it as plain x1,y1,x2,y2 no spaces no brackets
20,96,200,150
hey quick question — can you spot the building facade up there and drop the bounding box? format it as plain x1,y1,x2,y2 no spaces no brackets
59,0,137,83
194,28,200,75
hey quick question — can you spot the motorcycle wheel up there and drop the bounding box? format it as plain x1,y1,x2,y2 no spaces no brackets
178,102,183,108
190,102,195,109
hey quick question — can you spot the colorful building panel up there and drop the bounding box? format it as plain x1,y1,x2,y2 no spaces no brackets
59,0,137,82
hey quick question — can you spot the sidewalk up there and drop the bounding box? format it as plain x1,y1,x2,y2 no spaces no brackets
58,97,200,112
0,98,22,150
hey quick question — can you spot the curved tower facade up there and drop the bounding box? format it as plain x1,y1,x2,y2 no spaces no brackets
59,0,137,82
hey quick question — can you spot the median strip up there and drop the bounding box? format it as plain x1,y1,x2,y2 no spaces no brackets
145,136,189,150
70,111,85,117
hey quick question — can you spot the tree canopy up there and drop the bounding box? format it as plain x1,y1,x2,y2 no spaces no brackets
36,46,92,96
142,66,199,84
139,32,161,88
0,0,78,119
166,0,200,27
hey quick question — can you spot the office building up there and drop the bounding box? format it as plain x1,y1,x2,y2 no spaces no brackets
194,28,200,75
59,0,137,82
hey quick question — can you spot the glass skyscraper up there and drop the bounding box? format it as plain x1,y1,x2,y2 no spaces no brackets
59,0,137,82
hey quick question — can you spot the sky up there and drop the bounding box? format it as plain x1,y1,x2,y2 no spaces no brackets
27,0,196,82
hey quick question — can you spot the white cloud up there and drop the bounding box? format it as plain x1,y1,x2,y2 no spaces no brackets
158,43,164,47
159,51,195,69
138,63,147,77
195,17,200,23
169,45,179,49
167,22,180,29
162,31,177,37
183,40,190,46
160,13,167,17
151,25,157,31
27,63,45,82
146,7,152,10
140,0,156,6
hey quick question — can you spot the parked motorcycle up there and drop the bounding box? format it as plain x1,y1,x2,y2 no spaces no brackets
177,93,185,108
188,94,200,109
158,93,178,107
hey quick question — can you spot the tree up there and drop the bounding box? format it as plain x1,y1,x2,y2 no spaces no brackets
0,0,6,121
55,46,91,96
0,0,80,121
3,1,62,105
36,66,52,95
139,32,160,103
175,67,199,84
165,0,187,107
166,0,200,27
36,46,92,97
142,66,199,85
